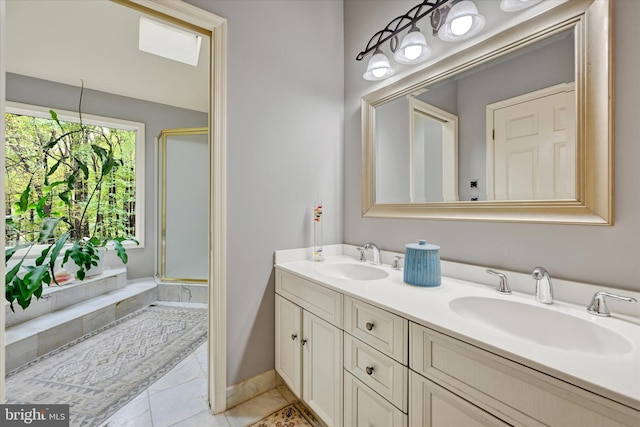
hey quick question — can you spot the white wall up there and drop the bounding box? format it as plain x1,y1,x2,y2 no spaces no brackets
344,0,640,292
185,0,344,386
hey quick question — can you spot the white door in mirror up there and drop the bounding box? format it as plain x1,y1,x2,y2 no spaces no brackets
490,84,575,200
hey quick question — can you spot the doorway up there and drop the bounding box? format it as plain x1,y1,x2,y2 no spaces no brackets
486,82,575,201
0,0,227,413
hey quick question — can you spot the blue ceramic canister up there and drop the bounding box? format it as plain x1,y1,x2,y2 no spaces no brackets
404,240,441,287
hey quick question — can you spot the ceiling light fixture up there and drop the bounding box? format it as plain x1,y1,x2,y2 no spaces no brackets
356,0,487,81
499,0,544,12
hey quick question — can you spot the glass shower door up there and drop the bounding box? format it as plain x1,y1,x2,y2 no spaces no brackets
157,128,208,283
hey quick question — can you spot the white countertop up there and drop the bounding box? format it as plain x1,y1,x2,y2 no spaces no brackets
275,246,640,410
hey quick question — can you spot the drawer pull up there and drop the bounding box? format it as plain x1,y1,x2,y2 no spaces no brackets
365,366,374,375
291,334,297,340
365,322,375,331
301,339,308,345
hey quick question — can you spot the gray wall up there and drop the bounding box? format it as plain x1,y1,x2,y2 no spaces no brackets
6,73,208,279
415,33,573,201
376,96,410,202
344,0,640,293
456,32,574,201
184,0,344,386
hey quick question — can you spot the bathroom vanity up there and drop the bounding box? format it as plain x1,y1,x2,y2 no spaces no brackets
274,245,640,427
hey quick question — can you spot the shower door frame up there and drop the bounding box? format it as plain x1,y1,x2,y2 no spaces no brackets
158,127,210,284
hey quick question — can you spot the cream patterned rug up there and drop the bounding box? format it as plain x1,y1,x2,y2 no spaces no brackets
5,304,207,427
247,403,316,427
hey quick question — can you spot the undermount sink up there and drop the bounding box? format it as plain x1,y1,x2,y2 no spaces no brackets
316,263,389,281
450,296,633,356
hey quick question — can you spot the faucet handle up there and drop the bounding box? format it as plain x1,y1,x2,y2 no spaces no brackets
486,269,511,295
392,256,404,270
587,291,637,317
356,247,366,262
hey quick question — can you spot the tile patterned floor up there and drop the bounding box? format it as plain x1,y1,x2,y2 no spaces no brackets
101,342,296,427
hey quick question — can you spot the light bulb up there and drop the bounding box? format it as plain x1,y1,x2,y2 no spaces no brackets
438,0,485,42
393,25,431,64
451,15,473,36
403,45,423,60
372,68,387,78
363,49,395,81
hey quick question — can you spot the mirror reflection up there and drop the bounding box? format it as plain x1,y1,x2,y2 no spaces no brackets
374,29,575,203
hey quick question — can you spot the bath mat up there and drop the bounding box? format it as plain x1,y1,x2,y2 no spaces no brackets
246,403,315,427
5,304,207,427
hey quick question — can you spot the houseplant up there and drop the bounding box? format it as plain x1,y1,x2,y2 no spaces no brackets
5,85,138,311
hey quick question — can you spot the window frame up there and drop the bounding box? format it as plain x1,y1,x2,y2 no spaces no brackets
5,101,146,249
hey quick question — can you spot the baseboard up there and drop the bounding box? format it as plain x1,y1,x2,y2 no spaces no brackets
226,369,279,409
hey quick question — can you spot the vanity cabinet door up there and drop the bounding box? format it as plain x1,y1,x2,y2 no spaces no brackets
409,371,510,427
303,310,343,427
275,294,302,397
344,371,407,427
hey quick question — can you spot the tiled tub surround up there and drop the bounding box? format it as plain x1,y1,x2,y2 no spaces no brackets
5,269,157,372
5,268,126,327
275,245,640,426
156,281,208,304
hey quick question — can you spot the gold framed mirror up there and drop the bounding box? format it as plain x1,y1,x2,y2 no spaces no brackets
361,0,612,224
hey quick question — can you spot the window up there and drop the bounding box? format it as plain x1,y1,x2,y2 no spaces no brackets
4,102,145,248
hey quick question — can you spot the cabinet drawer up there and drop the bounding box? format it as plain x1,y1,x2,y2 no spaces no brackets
344,296,407,363
410,371,510,427
344,333,407,412
276,269,342,327
344,371,407,427
410,322,640,427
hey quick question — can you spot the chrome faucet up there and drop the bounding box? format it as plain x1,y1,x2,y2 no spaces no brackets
587,291,637,316
363,242,382,265
532,266,553,304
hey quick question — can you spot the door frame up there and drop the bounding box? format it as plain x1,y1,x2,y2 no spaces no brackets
0,0,6,403
124,1,228,413
409,97,459,203
0,0,228,413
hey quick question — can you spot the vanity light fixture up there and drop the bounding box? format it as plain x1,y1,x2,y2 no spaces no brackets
394,24,432,64
363,49,395,81
437,0,486,42
499,0,544,13
356,0,487,81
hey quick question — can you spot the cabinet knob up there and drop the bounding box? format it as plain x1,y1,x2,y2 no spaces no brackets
365,366,374,375
301,339,308,345
291,334,297,340
365,322,374,331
